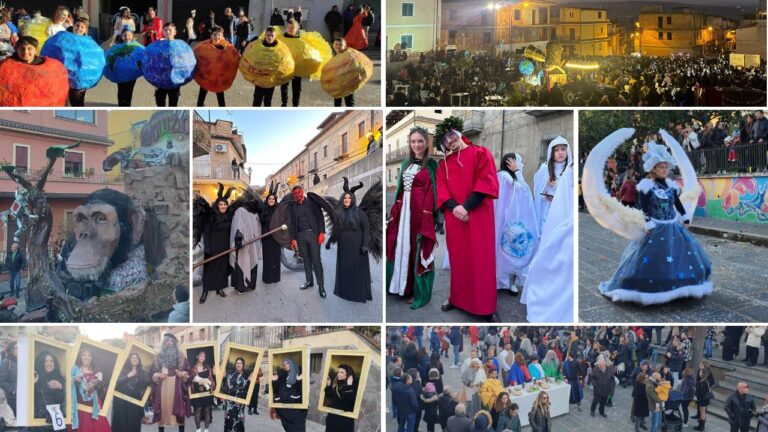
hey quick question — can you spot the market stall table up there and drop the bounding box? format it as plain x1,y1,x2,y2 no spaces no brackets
506,381,571,426
450,92,469,106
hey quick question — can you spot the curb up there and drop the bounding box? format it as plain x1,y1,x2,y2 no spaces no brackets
689,224,768,247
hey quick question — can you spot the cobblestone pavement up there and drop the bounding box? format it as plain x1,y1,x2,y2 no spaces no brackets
579,213,768,323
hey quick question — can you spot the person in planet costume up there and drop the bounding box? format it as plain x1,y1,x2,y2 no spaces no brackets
195,25,238,107
67,17,95,106
0,35,69,106
330,37,354,107
281,19,303,107
250,26,281,106
151,23,187,107
105,29,144,106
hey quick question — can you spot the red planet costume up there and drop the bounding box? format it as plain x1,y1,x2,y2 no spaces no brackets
436,127,499,317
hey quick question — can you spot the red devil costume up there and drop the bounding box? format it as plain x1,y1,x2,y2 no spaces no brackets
289,185,327,298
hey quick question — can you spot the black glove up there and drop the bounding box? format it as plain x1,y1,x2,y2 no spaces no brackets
361,246,369,255
235,230,243,249
325,241,331,250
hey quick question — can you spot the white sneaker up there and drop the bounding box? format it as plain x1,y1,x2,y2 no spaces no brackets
450,365,458,369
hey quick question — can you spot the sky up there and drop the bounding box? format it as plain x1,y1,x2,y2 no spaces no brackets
202,110,345,187
81,324,138,341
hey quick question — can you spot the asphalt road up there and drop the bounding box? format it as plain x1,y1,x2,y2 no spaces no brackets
192,243,383,323
83,49,381,107
579,213,768,323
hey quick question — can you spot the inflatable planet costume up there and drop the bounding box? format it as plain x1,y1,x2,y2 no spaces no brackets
104,41,145,83
18,15,51,48
0,56,69,106
193,40,240,93
265,26,332,80
320,47,373,99
40,31,106,90
238,39,295,88
142,39,197,89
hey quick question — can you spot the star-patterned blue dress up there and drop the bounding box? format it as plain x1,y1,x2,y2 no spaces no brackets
599,178,712,305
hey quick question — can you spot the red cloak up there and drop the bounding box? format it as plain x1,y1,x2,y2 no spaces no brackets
436,143,499,315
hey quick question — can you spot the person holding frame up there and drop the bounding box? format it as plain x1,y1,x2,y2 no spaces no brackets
69,337,122,432
318,350,371,432
112,341,153,432
189,348,216,432
213,343,263,432
269,347,309,432
30,335,70,430
149,333,191,432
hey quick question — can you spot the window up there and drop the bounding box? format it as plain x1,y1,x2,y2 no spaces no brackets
601,26,604,35
658,32,663,40
358,121,365,138
531,9,536,24
514,10,521,20
54,110,95,124
312,152,317,170
449,9,457,21
64,151,84,177
667,32,672,40
569,11,574,19
341,133,348,154
13,144,29,174
323,145,328,158
435,110,442,114
667,16,672,25
448,30,457,44
598,11,602,19
199,329,205,340
658,16,663,28
401,2,414,17
484,32,491,43
569,28,576,41
400,34,413,49
388,168,392,182
63,211,75,231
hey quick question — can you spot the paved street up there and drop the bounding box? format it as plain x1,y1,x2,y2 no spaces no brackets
385,232,528,324
140,392,323,432
385,332,733,432
83,50,381,107
579,213,768,323
193,243,382,323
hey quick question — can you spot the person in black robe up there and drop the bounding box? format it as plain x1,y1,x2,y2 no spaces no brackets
323,364,358,432
722,326,745,361
329,186,372,303
261,185,281,284
562,351,583,409
112,353,150,432
201,193,232,303
248,367,263,415
272,358,307,432
33,350,66,428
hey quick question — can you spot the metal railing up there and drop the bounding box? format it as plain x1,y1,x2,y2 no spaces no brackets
685,141,768,174
0,168,122,184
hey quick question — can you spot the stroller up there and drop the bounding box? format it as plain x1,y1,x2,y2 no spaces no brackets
661,390,685,432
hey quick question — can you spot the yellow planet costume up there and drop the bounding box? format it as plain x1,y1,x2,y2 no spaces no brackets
320,48,373,99
261,26,331,80
238,39,295,88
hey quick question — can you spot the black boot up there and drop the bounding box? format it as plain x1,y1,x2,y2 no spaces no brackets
248,408,252,415
318,285,326,298
199,291,208,304
300,281,313,290
441,301,456,312
693,420,705,431
216,289,227,298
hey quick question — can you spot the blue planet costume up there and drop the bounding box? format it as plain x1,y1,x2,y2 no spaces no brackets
141,39,196,106
599,143,712,305
104,41,145,106
40,31,105,106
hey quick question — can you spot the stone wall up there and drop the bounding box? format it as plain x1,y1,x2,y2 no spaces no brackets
123,151,190,288
308,150,383,202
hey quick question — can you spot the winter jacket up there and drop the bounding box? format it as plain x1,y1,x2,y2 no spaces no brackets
645,379,662,412
655,380,671,402
590,366,613,398
528,408,551,432
725,391,757,428
746,327,766,348
679,374,695,400
632,380,650,417
392,381,419,416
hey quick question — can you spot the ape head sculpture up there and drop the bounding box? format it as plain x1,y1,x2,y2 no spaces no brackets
66,189,150,292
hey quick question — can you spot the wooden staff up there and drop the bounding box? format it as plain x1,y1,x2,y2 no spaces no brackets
193,225,287,270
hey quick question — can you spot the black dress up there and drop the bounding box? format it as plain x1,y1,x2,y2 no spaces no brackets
191,369,215,409
324,383,356,432
33,370,66,424
203,212,232,291
260,204,282,283
112,371,149,432
333,208,372,302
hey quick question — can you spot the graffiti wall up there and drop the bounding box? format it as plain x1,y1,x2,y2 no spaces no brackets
694,175,768,223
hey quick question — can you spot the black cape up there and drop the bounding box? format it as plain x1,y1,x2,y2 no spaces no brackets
333,209,372,302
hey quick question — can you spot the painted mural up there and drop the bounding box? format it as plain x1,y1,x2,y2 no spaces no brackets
693,175,768,223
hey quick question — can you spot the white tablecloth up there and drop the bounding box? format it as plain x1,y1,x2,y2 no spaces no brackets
507,382,571,427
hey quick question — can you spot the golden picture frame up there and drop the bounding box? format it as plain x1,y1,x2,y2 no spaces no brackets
268,346,309,410
112,340,155,407
317,350,371,419
26,334,73,427
213,342,264,405
70,336,123,416
183,341,220,400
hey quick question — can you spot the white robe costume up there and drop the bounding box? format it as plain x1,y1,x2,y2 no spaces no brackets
532,137,572,237
494,155,539,291
230,206,262,288
522,163,574,323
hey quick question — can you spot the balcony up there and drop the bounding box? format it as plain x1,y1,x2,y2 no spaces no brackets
333,147,350,161
0,168,122,184
461,111,485,135
387,148,410,163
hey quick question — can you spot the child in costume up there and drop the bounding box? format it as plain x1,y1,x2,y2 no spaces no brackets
494,152,538,295
104,29,144,106
331,37,354,107
67,17,95,106
194,25,239,107
591,131,712,305
532,137,572,235
0,35,69,106
281,19,304,107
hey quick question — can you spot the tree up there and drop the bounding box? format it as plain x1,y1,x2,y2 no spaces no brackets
545,41,562,66
690,327,707,377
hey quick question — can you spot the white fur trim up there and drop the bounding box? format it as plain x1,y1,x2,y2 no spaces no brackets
644,220,657,230
636,178,655,194
599,281,713,306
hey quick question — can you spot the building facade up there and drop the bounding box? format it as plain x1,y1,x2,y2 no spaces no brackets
637,7,714,57
268,111,383,198
0,110,119,256
557,7,611,56
193,118,251,203
386,0,441,52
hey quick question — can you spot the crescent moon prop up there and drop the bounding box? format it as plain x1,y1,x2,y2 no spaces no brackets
582,128,647,241
658,129,701,220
